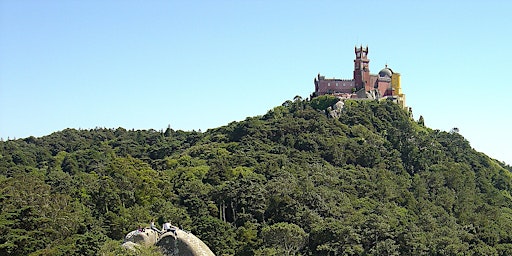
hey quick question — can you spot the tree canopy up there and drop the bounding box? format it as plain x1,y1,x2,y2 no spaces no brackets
1,99,512,255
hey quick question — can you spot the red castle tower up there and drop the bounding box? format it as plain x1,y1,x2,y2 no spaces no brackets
353,46,371,92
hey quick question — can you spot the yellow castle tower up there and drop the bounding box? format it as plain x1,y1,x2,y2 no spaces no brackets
391,73,406,107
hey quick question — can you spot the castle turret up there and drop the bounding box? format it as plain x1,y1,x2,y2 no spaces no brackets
353,45,371,92
391,72,406,107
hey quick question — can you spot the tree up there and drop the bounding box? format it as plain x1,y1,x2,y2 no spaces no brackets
192,216,237,255
310,95,339,111
418,115,425,126
310,217,364,255
261,222,308,256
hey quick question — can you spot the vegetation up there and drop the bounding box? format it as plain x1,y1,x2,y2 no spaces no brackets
1,98,512,256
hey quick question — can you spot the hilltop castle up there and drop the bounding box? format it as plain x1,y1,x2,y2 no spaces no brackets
313,46,406,107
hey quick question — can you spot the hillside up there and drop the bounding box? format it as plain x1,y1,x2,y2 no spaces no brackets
1,97,512,256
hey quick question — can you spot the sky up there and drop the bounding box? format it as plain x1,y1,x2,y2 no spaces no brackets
0,1,511,165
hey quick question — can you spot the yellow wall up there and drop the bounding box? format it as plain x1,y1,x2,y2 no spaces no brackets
391,73,401,95
391,73,406,107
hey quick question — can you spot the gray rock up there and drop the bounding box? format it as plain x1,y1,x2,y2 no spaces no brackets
123,227,215,256
328,100,345,118
156,229,215,256
124,228,159,246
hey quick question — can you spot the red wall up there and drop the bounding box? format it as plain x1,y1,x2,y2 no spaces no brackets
315,79,355,95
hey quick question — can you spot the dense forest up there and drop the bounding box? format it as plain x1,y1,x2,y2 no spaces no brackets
1,97,512,256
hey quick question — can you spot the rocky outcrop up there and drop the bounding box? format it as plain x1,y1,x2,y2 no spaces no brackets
122,228,215,256
156,229,215,256
327,100,345,118
124,228,159,246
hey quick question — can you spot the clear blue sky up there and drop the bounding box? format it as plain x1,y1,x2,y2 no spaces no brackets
1,1,511,165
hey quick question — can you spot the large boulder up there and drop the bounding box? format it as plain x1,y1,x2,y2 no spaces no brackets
328,100,345,118
122,227,215,255
124,228,159,246
156,229,215,256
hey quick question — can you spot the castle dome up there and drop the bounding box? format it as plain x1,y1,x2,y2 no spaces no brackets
378,65,393,77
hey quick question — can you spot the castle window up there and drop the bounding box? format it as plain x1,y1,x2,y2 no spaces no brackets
327,83,330,87
336,82,339,86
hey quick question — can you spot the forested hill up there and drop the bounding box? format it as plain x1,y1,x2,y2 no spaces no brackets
2,97,512,256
